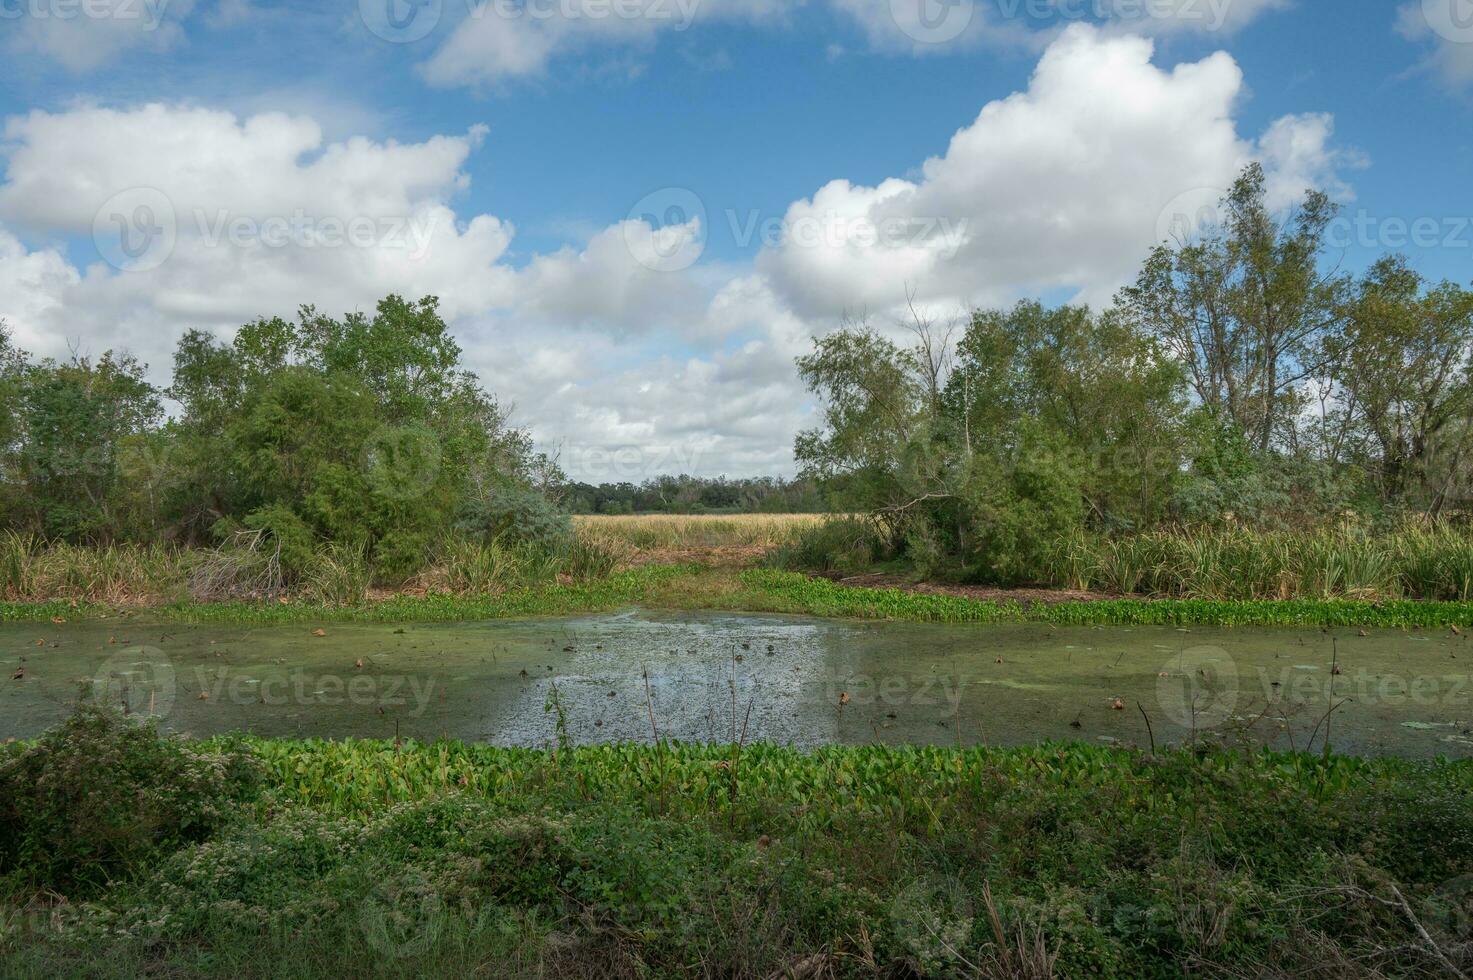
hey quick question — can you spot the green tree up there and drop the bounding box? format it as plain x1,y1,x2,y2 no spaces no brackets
162,296,549,574
1325,256,1473,513
945,302,1186,530
9,351,162,541
1122,164,1348,454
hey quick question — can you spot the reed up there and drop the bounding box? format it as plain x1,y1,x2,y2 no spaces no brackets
1044,525,1473,601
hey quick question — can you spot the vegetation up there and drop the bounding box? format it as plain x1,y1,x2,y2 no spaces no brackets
563,474,823,515
0,297,588,594
4,167,1473,623
7,564,1473,627
1,708,1470,978
790,165,1473,587
573,512,821,559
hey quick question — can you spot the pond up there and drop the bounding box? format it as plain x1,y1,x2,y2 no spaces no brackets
3,610,1470,757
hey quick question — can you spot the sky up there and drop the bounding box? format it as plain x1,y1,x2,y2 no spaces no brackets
0,0,1470,482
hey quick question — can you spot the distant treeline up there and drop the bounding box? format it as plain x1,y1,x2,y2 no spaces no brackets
561,475,823,515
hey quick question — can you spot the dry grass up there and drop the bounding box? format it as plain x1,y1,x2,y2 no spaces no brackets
573,513,824,566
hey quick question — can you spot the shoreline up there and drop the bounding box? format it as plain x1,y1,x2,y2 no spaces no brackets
6,565,1473,628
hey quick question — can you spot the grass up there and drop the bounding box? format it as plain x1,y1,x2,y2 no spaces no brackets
8,518,1473,627
4,714,1472,978
1044,525,1473,602
7,565,1473,627
573,512,822,556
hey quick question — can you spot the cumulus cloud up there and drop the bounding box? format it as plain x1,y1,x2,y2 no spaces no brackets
4,0,196,72
0,104,520,365
756,25,1353,319
469,274,815,479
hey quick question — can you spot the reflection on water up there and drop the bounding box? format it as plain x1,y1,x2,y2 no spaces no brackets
3,610,1470,758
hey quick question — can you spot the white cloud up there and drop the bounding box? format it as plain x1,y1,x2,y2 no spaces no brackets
471,275,815,480
1095,0,1290,36
756,25,1352,319
0,105,516,365
4,0,196,72
421,0,792,87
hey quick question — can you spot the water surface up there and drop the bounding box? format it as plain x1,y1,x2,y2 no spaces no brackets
3,611,1469,757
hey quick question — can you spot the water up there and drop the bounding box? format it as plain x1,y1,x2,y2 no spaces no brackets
3,611,1470,757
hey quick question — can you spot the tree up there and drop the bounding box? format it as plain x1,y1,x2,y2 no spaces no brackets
944,302,1186,529
163,295,548,567
1325,256,1473,513
1121,164,1349,453
9,352,162,541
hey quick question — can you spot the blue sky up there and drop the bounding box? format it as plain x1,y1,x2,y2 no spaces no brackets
1,0,1471,478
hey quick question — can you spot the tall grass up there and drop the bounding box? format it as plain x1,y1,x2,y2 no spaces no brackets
573,513,822,555
0,532,183,603
1045,525,1473,601
0,531,625,606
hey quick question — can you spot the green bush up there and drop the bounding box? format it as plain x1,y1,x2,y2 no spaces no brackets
0,706,262,893
959,434,1084,586
767,516,885,574
241,504,318,582
455,488,572,552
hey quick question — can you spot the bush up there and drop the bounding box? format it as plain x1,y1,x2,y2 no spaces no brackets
959,435,1084,586
454,488,572,552
0,706,262,893
241,504,318,582
768,516,885,574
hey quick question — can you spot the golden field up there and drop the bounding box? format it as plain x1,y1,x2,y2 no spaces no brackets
572,512,823,564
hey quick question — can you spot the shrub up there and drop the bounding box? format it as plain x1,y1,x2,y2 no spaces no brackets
241,504,318,582
767,516,885,574
0,706,262,893
455,488,572,552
